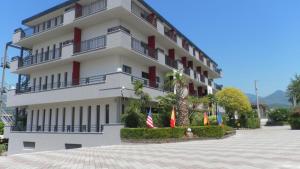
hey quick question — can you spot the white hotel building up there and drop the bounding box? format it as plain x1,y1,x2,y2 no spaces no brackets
5,0,222,154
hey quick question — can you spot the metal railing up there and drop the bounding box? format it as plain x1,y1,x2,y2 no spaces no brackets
19,48,62,68
131,38,157,59
131,76,170,92
165,55,178,69
164,30,177,43
80,0,107,18
184,68,191,76
16,74,106,94
74,35,106,53
215,83,223,90
21,15,63,38
11,124,104,133
131,2,157,27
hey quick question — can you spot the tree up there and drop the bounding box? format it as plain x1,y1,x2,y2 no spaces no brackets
0,122,4,135
287,74,300,107
165,71,190,126
216,87,252,125
121,80,151,128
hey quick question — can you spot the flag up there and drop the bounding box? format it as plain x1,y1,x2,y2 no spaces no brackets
204,112,209,126
170,106,176,128
146,107,154,128
217,112,223,125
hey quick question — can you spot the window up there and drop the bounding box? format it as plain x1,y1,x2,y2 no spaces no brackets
65,144,81,150
64,72,68,87
72,107,75,132
47,20,51,29
105,104,109,124
156,76,160,83
44,76,48,90
40,48,44,62
23,142,35,150
122,65,132,74
57,73,61,88
36,110,39,131
88,106,91,132
79,106,83,132
48,109,52,132
62,108,66,132
39,77,42,91
54,17,58,26
51,74,54,89
33,78,36,91
52,44,56,59
30,110,34,131
142,72,149,79
55,108,59,132
45,46,50,60
122,104,125,114
96,105,100,132
42,109,46,131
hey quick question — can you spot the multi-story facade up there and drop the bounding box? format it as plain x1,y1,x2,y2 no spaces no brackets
6,0,222,154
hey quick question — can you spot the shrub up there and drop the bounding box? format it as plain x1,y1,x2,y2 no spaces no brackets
191,126,225,138
238,111,260,129
190,113,204,126
246,117,260,129
266,108,290,126
289,112,300,130
121,111,146,128
121,128,186,139
0,122,4,135
0,144,7,155
209,116,218,125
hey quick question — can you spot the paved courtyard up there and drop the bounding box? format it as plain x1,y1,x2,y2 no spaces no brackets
0,126,300,169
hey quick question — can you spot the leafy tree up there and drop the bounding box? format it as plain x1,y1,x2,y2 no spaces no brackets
0,121,4,135
121,80,151,128
287,74,300,106
216,87,252,125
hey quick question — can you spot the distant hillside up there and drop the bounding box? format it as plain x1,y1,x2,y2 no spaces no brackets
246,90,291,108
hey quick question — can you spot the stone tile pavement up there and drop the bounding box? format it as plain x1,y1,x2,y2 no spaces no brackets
0,126,300,169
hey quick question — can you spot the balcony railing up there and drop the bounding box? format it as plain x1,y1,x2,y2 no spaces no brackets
16,74,106,94
165,55,178,69
21,15,63,38
11,124,104,133
184,67,190,76
131,76,171,92
18,48,62,68
131,38,157,59
74,35,106,53
131,2,157,27
76,0,107,18
164,30,177,43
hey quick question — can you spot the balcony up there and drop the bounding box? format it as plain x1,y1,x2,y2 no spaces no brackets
164,29,177,43
74,35,106,54
75,0,107,19
165,55,178,69
131,37,157,60
214,83,223,90
131,76,168,92
18,48,62,69
7,73,168,107
131,2,157,28
16,74,106,94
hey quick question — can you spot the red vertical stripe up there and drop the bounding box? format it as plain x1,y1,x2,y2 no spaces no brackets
72,61,80,85
148,66,156,88
168,49,175,60
75,3,82,18
189,83,194,95
198,86,203,97
148,36,156,58
181,57,187,67
203,71,208,78
74,27,82,53
196,66,202,74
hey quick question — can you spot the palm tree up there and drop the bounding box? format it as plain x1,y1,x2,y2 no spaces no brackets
287,74,300,107
165,71,190,126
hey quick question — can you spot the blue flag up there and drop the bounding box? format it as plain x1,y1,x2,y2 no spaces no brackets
217,112,223,125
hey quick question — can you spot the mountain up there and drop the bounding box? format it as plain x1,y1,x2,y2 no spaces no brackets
246,90,290,108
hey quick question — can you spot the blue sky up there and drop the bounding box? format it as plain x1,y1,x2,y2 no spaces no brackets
1,0,300,96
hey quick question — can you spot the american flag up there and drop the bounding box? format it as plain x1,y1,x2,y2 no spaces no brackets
146,107,154,128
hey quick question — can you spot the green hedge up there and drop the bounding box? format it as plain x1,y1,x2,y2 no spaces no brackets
246,117,261,129
0,122,4,135
0,144,7,155
121,126,228,140
289,112,300,130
